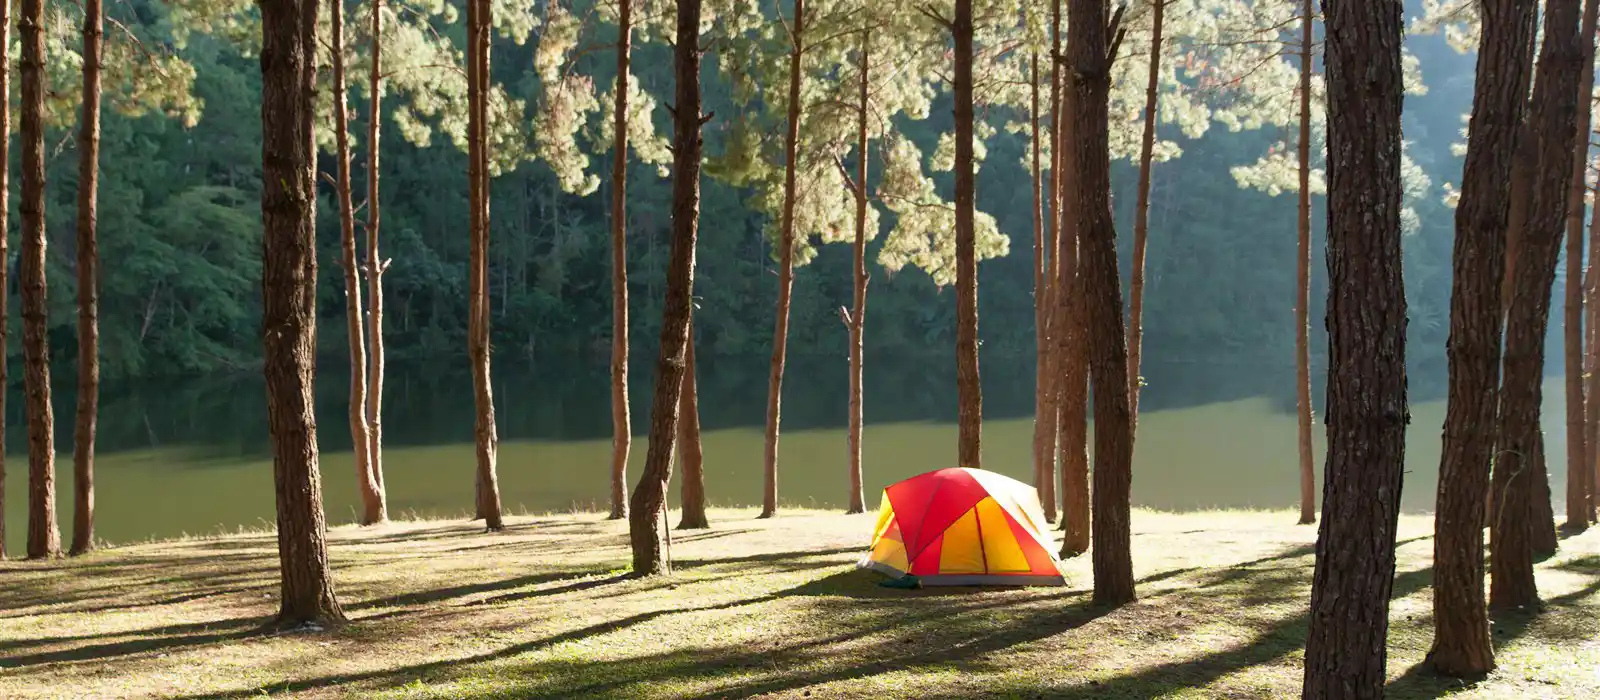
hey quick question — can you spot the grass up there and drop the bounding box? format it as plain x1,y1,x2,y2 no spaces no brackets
0,508,1597,699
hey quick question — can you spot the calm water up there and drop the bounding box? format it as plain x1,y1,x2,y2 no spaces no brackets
0,353,1571,551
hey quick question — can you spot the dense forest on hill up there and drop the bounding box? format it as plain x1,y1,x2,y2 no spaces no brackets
7,0,1476,401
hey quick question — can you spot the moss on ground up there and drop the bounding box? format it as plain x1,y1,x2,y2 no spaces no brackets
0,509,1596,699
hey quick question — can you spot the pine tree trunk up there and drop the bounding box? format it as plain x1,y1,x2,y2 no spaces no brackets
70,0,103,556
364,0,388,522
953,0,982,470
677,314,708,529
20,0,58,561
1532,450,1558,553
630,0,702,576
1069,0,1134,605
846,30,870,516
1302,3,1409,696
1030,53,1057,522
467,0,503,530
1565,0,1600,534
608,0,633,522
1427,0,1537,677
261,0,345,628
1588,155,1600,523
1037,0,1066,528
1126,0,1165,426
1047,0,1070,533
1493,0,1585,612
1295,0,1317,527
0,0,11,562
761,0,804,519
1057,60,1090,558
332,0,379,527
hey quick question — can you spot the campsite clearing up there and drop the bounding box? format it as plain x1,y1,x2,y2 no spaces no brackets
1,509,1596,699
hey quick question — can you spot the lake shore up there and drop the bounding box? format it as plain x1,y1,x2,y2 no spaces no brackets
1,508,1596,699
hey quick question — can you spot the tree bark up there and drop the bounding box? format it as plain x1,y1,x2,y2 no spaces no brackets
629,0,701,575
1069,0,1135,605
20,0,57,561
1295,0,1317,527
1427,0,1537,678
332,0,379,527
1039,0,1066,528
954,0,982,470
1589,150,1600,523
677,314,708,529
1565,0,1600,534
1126,0,1165,427
1057,50,1090,557
364,0,389,523
609,0,633,522
70,0,103,556
467,0,503,530
1493,0,1585,612
0,0,11,562
761,0,804,519
1302,3,1409,696
261,0,345,628
1032,53,1057,521
846,29,870,516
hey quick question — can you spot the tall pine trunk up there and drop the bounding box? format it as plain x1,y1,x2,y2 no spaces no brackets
1038,0,1066,527
629,0,702,575
20,0,58,561
261,0,345,628
1126,0,1165,425
1057,55,1090,557
1427,0,1537,677
1295,0,1317,526
608,0,633,521
1589,158,1600,522
953,0,982,470
1564,0,1600,532
761,0,804,519
332,0,379,527
467,0,503,530
846,29,870,515
1302,2,1408,695
1031,54,1054,519
0,0,10,562
1493,0,1585,612
70,0,103,556
1070,0,1134,605
677,314,708,529
365,0,388,522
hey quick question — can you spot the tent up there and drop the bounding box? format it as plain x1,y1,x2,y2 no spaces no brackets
859,467,1066,586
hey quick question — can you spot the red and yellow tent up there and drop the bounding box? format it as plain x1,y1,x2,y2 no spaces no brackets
859,467,1066,586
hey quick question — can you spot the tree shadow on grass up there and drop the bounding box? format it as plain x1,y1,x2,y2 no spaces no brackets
0,615,264,669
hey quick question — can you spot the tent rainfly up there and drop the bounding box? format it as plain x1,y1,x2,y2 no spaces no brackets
859,467,1066,586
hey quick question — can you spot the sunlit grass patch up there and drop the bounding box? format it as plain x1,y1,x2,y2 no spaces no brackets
0,509,1594,699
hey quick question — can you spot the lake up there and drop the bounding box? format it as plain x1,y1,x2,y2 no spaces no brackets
0,352,1572,551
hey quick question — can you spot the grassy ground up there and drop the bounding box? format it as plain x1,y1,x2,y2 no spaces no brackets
0,509,1596,699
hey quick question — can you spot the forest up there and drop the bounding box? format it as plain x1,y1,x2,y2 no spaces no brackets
1,0,1599,698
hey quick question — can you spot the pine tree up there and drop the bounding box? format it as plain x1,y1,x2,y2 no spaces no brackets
630,0,705,576
1427,0,1537,677
260,0,345,628
467,0,503,530
1125,0,1166,426
331,0,379,527
21,0,59,561
1302,0,1409,694
1493,0,1586,612
364,0,390,526
1071,0,1136,605
1563,0,1600,533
